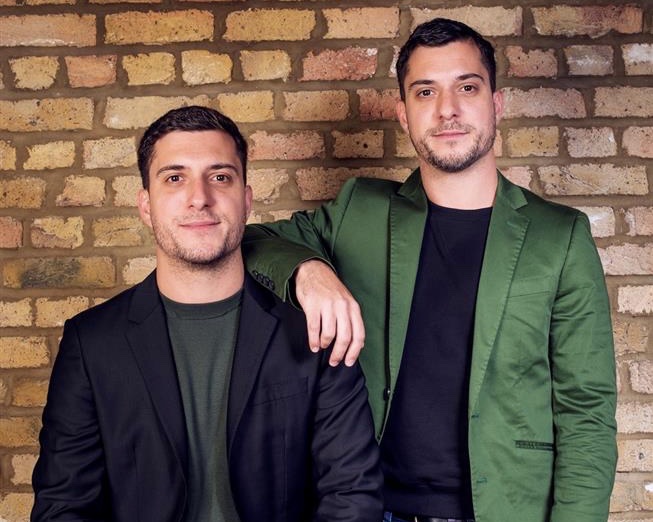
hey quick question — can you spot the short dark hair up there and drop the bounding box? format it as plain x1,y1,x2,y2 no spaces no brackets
396,18,497,100
137,105,248,189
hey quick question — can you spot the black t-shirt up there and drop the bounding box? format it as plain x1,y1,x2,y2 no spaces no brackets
380,202,491,518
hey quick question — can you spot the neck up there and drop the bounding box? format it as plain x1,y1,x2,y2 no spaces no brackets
420,155,498,209
155,250,245,304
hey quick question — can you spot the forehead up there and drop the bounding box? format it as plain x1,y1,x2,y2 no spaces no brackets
404,40,487,82
151,130,242,169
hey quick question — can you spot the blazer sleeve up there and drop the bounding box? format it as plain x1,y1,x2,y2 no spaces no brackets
242,177,358,304
310,360,383,521
549,213,617,522
31,319,111,522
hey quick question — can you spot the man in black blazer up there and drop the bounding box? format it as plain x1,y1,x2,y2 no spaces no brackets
31,106,382,522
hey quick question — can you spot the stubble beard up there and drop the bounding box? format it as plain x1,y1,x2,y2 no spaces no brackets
414,120,496,174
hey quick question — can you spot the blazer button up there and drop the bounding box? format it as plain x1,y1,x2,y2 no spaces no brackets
383,387,391,400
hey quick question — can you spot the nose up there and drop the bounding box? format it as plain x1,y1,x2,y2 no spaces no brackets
437,89,459,120
188,178,214,209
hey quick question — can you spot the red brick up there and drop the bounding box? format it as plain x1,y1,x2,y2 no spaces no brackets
623,127,653,158
324,8,399,39
0,217,23,248
505,46,557,78
358,89,399,121
0,14,96,47
595,87,653,118
301,47,377,81
249,131,324,161
65,55,116,88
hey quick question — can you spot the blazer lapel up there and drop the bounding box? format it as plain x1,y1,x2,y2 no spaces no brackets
388,170,428,391
227,276,278,454
126,272,188,473
468,174,530,414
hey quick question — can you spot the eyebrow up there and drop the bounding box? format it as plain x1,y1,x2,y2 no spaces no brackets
408,73,486,91
155,163,241,177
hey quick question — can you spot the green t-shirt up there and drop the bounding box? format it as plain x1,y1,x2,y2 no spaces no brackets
162,289,243,522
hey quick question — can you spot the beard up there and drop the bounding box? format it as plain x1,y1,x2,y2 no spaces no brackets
150,211,246,271
413,120,496,173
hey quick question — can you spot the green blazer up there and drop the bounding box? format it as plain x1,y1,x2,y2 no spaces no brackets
243,170,617,522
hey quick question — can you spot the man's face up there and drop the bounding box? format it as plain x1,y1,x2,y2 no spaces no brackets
397,40,503,174
138,130,252,270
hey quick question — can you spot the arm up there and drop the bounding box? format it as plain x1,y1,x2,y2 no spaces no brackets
549,213,617,522
311,360,383,521
243,178,365,366
32,320,110,521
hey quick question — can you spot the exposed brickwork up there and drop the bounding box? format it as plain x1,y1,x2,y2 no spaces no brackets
0,3,651,517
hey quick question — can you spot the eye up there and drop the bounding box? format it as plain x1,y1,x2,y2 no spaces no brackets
461,84,477,93
417,88,433,98
211,173,231,183
166,174,181,183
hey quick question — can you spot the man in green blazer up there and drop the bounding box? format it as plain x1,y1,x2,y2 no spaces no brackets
243,18,616,522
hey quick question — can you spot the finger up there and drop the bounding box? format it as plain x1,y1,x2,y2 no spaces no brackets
319,310,336,350
329,307,353,367
304,308,322,352
344,303,365,367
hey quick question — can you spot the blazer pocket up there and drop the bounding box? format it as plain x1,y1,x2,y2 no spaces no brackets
508,275,555,298
515,440,554,451
251,377,308,405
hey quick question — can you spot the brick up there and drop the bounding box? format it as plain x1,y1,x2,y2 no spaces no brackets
104,96,210,129
623,127,653,158
24,140,75,170
617,402,653,433
501,167,532,190
410,6,522,36
629,360,653,394
574,206,615,238
0,377,7,402
532,6,642,38
12,377,49,407
240,50,291,81
505,46,557,78
395,130,416,158
358,88,399,121
113,175,141,207
595,87,653,118
0,299,32,327
0,177,46,209
613,318,649,354
217,91,274,123
564,127,616,158
0,493,33,522
122,52,175,85
224,9,315,41
3,257,115,289
296,167,411,201
182,50,232,85
539,164,648,196
248,169,290,204
249,131,324,161
626,207,653,236
610,480,653,512
0,337,48,368
0,98,93,132
83,137,137,169
564,45,613,76
324,8,399,39
268,210,295,222
65,54,116,88
10,454,37,486
35,296,89,327
301,47,377,81
283,90,349,121
122,256,156,285
0,139,16,170
105,10,213,45
0,416,41,447
0,14,96,47
332,129,384,159
502,88,586,119
506,126,558,157
618,439,653,472
56,176,106,207
92,216,144,247
623,44,653,75
91,0,161,3
31,216,84,249
9,56,59,90
0,217,23,249
618,286,653,315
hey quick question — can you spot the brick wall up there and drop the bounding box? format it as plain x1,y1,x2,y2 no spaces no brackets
0,1,651,520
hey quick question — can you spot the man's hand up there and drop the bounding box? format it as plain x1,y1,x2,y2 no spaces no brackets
294,260,365,367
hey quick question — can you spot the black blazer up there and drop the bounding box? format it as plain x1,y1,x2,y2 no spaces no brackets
32,272,382,522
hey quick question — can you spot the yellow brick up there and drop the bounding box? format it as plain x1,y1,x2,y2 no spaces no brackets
10,454,38,485
0,177,46,209
0,337,49,368
0,139,17,170
332,129,384,159
113,175,142,207
122,52,175,85
3,257,116,289
31,216,85,249
225,9,315,41
248,169,290,204
411,6,522,36
35,296,90,327
83,137,137,169
0,492,34,522
0,14,96,47
283,90,349,121
0,98,93,132
324,8,399,39
56,176,106,207
103,95,211,129
506,126,559,157
395,130,416,158
0,217,23,248
9,56,59,90
216,91,274,123
92,216,144,247
296,167,411,200
0,299,32,327
105,10,213,45
12,378,49,407
181,50,232,85
240,50,291,81
122,256,156,285
0,417,41,447
24,141,75,170
65,54,117,88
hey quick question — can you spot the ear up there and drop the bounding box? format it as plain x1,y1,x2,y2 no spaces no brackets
396,99,409,134
493,89,504,124
137,189,153,229
244,185,253,221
